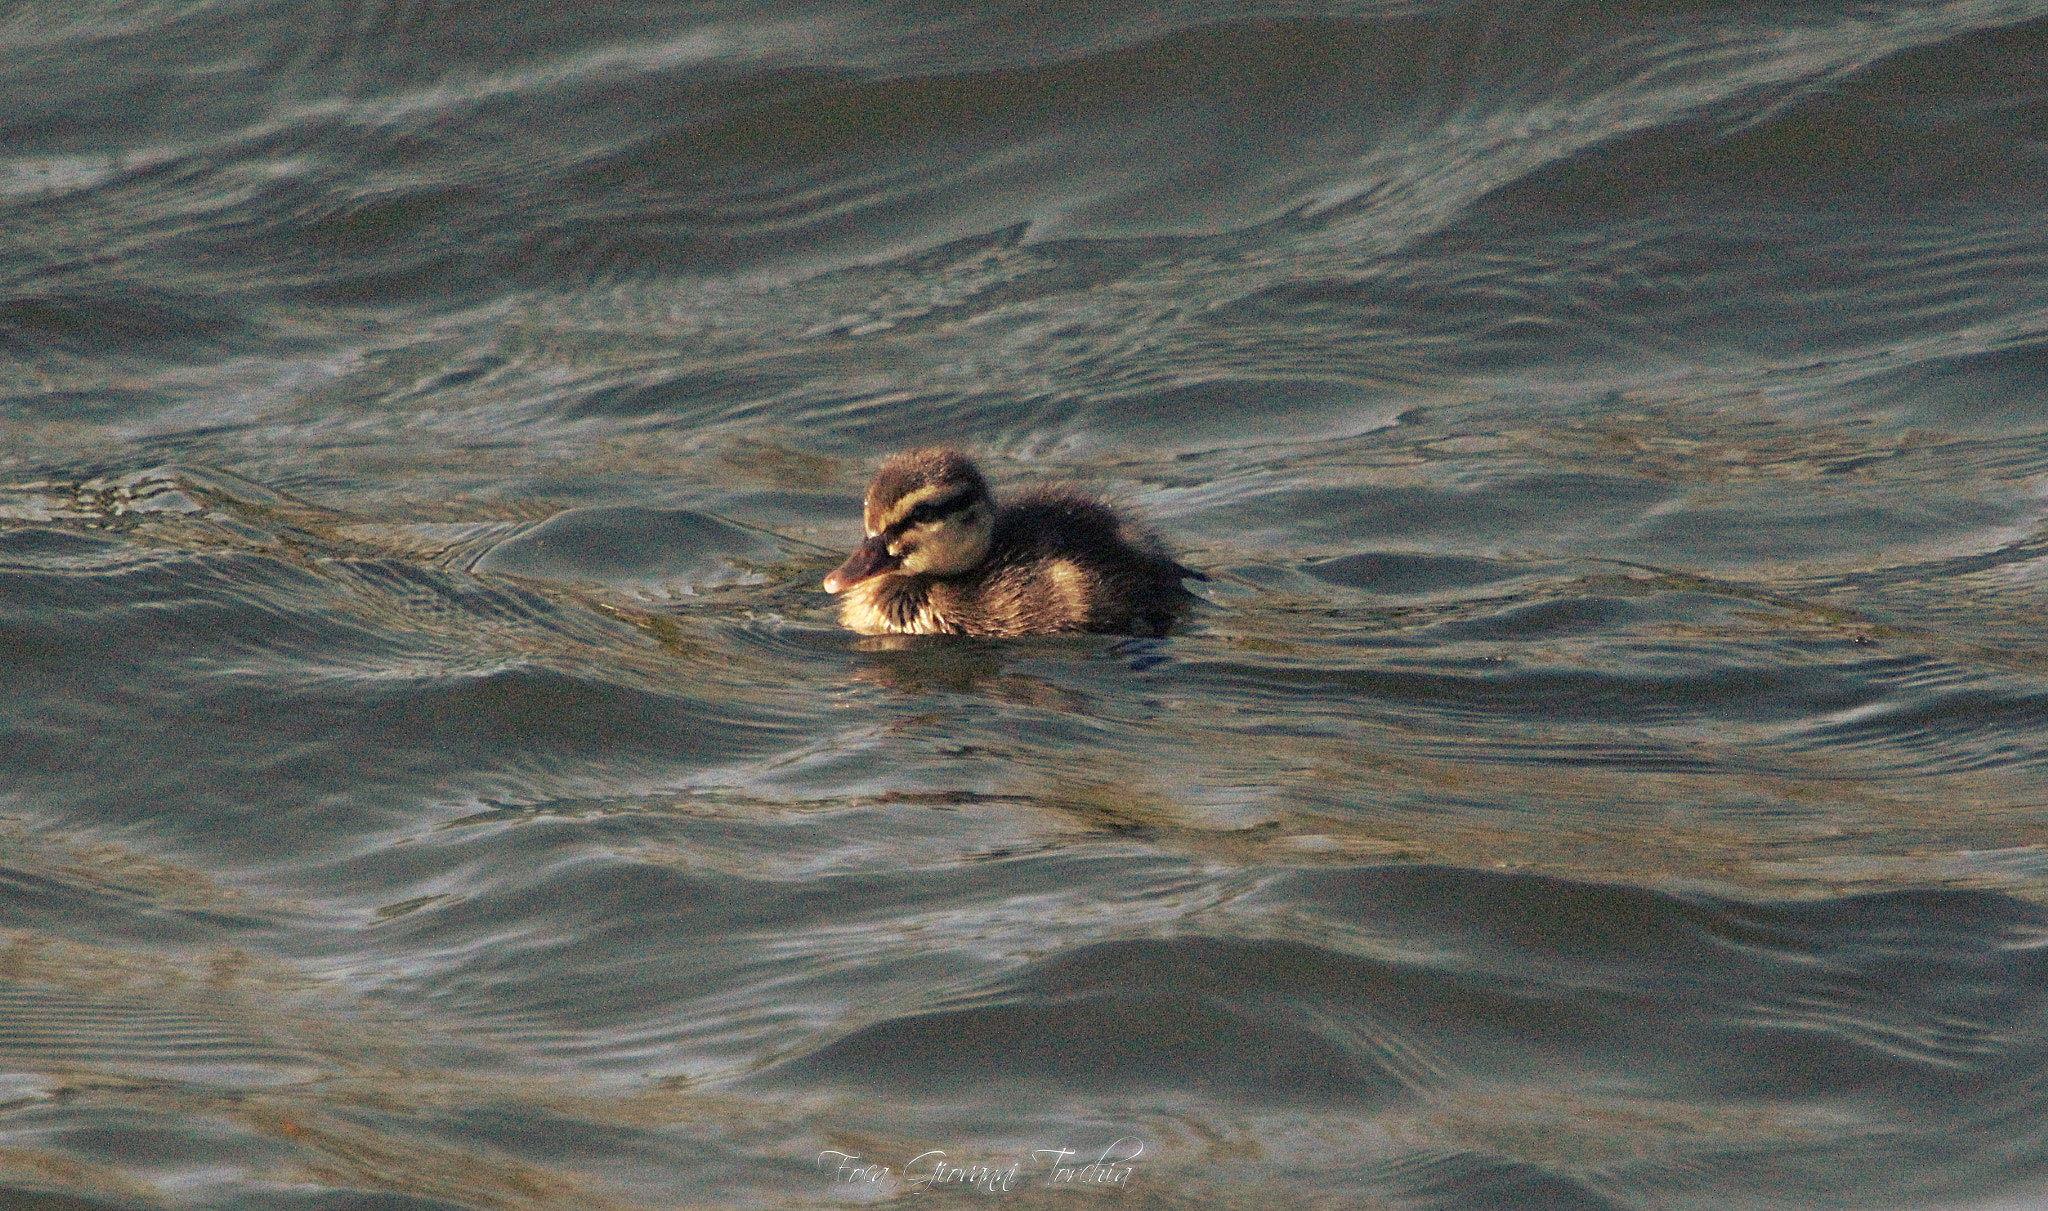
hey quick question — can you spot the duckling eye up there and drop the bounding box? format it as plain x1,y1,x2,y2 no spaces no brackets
903,491,972,527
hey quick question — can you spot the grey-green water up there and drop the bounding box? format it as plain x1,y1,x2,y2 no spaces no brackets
6,2,2048,1207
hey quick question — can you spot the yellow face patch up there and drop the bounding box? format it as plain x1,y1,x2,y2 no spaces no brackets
896,499,992,576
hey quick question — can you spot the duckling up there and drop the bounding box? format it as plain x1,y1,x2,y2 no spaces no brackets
822,448,1206,637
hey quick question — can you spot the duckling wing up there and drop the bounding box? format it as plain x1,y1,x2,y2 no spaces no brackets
989,491,1205,635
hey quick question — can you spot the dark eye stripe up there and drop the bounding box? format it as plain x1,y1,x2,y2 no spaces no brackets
894,490,975,531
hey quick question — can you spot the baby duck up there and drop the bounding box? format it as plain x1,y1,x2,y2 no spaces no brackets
823,448,1206,637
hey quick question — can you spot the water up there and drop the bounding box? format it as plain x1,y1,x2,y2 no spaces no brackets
5,1,2048,1207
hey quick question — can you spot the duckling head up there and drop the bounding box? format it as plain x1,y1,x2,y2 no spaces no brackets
824,448,996,594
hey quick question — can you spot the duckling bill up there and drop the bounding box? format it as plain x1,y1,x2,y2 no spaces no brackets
823,448,1206,637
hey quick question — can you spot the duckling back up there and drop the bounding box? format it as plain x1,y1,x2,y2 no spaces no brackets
937,490,1203,638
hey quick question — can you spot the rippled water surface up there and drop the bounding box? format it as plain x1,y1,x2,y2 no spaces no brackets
7,1,2048,1207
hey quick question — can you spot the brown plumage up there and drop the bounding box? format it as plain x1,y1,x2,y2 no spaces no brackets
822,448,1206,637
